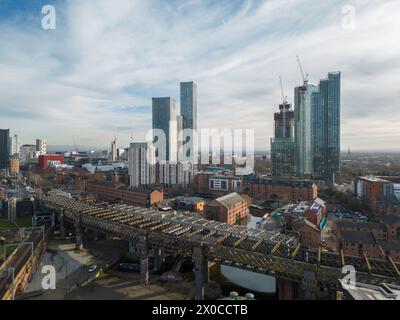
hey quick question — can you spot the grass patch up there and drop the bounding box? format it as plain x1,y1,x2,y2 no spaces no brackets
0,217,32,229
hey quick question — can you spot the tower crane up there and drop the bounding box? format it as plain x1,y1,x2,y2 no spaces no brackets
279,76,288,105
296,55,309,85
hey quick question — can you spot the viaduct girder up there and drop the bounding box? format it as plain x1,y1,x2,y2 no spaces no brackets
40,195,400,290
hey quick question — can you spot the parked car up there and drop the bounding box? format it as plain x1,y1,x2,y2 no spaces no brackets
88,265,98,273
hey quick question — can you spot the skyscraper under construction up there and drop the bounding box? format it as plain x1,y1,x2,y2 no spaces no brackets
271,102,296,178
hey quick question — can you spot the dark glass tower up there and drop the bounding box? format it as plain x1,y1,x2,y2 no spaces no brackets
311,72,341,182
271,103,296,178
0,129,10,169
152,97,177,161
180,81,197,163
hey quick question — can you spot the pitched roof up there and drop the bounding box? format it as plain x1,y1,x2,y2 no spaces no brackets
383,215,400,225
215,192,245,208
336,220,386,230
378,240,400,252
292,218,319,232
341,231,376,244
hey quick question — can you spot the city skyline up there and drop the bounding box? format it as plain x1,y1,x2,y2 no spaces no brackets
0,0,400,151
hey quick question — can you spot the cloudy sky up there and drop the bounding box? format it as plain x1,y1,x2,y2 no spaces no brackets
0,0,399,151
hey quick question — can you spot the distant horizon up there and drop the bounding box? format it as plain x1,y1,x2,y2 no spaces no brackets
44,144,400,155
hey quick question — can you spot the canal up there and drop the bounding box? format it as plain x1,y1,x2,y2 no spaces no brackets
216,215,277,299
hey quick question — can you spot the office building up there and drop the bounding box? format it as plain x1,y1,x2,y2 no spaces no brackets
128,142,155,188
271,102,296,178
180,81,197,163
0,129,10,170
311,72,341,182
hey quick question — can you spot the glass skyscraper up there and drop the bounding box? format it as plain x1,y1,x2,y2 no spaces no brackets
294,83,317,176
152,97,177,161
180,81,197,163
311,72,341,182
0,129,10,170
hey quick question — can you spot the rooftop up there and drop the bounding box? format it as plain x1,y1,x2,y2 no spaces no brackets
383,215,400,225
341,231,376,244
215,192,245,208
344,282,400,300
292,218,319,232
336,220,386,230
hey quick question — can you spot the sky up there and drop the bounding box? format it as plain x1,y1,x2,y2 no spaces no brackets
0,0,399,151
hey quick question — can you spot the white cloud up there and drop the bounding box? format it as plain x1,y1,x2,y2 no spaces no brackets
0,0,399,151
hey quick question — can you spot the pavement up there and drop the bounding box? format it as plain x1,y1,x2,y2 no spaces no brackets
25,240,96,293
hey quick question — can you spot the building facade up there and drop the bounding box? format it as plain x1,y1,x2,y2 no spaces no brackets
152,97,177,162
19,144,37,165
128,142,155,188
86,181,163,208
245,177,318,202
311,72,341,182
271,102,296,178
38,154,64,169
180,81,197,163
8,134,18,158
0,129,10,170
35,139,47,157
204,193,249,225
294,84,317,176
158,161,195,188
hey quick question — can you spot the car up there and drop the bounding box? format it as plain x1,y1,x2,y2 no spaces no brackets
88,265,98,273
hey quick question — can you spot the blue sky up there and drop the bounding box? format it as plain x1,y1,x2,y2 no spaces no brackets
0,0,399,150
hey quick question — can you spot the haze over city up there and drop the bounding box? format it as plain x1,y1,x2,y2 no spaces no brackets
0,0,399,151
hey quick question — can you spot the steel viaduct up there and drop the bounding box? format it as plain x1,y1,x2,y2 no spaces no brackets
39,194,400,300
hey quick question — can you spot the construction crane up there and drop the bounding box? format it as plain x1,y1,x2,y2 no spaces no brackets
279,76,288,105
296,55,309,85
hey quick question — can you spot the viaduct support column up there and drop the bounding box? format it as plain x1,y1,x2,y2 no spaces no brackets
192,244,206,300
202,256,209,283
138,234,149,286
74,216,83,251
276,278,297,300
59,210,66,240
153,249,163,272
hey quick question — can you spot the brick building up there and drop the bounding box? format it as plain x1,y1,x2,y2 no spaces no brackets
244,177,317,202
195,172,243,197
339,231,381,259
38,154,64,170
292,218,321,249
383,215,400,241
378,240,400,262
333,220,388,241
86,181,163,208
204,193,248,225
174,196,205,212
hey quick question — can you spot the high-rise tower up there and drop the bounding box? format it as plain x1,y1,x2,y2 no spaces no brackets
0,129,10,170
271,102,296,178
311,72,341,183
180,81,197,163
152,97,177,162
